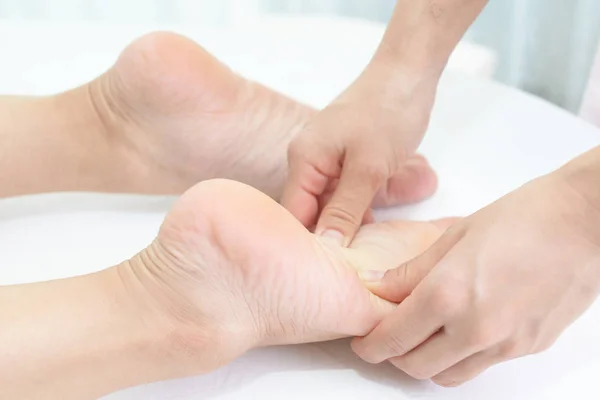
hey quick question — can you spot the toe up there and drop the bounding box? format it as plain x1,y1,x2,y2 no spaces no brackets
372,155,438,208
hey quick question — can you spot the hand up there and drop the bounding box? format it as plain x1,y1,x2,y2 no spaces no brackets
282,61,438,244
352,170,600,387
119,179,453,373
84,32,437,203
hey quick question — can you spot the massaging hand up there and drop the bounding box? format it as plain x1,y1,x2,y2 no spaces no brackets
282,62,438,244
279,0,489,243
123,178,452,371
352,170,600,387
81,32,436,205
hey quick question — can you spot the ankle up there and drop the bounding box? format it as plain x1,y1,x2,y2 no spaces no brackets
119,239,261,374
83,76,153,193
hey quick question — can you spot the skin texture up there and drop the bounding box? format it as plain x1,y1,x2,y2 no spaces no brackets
0,31,437,207
1,179,454,399
130,179,454,358
352,166,600,387
4,20,599,393
94,32,438,204
282,0,489,244
0,31,451,398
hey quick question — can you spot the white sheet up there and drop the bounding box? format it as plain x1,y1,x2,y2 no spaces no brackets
1,21,600,400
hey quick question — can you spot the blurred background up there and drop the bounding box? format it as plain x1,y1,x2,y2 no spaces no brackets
1,0,599,113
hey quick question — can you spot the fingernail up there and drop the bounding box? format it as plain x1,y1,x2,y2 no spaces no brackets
359,270,386,282
320,229,345,246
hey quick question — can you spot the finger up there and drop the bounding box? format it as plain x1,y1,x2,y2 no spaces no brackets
372,154,438,208
281,159,330,229
320,185,375,226
351,288,443,364
320,180,377,228
365,225,464,303
432,350,498,387
316,179,338,216
389,330,478,380
430,217,461,231
317,157,388,244
362,208,376,225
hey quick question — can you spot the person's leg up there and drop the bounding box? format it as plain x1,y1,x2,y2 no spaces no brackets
87,32,438,203
1,177,453,399
0,31,437,202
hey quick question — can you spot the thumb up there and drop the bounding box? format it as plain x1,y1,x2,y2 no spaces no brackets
316,158,388,245
281,147,332,229
362,229,460,303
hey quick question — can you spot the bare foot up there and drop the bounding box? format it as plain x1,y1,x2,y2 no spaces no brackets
88,32,437,203
122,179,453,373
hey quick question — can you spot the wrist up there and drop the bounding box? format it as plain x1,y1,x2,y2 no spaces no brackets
371,41,446,83
360,58,440,110
557,147,600,212
554,149,600,245
372,0,488,79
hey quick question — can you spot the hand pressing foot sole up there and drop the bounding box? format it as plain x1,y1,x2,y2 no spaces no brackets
120,179,454,375
88,31,437,204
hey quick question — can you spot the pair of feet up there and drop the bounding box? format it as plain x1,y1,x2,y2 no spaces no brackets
83,32,448,371
88,31,438,203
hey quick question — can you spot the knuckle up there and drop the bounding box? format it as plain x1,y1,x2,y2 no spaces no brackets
363,163,389,182
464,322,501,348
391,263,412,286
287,139,308,161
322,203,362,228
524,320,548,354
428,284,466,317
384,334,410,357
498,339,524,359
346,155,391,182
533,337,557,354
349,158,390,183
